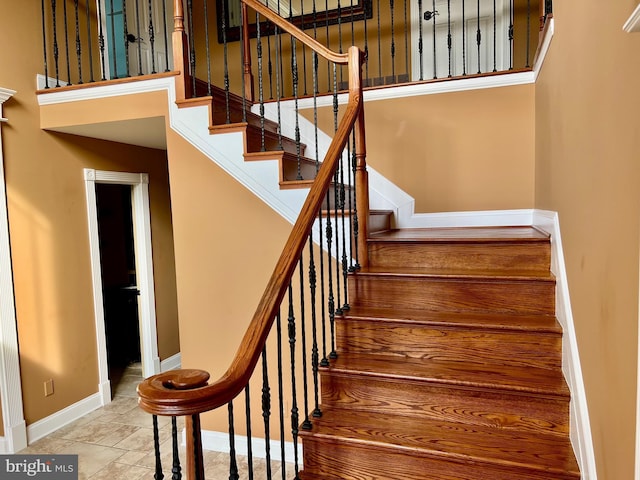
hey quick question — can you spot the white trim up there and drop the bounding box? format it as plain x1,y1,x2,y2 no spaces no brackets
199,429,301,464
160,353,182,372
533,18,554,80
533,210,597,480
0,87,28,453
0,437,8,454
84,169,161,391
26,392,103,444
624,4,640,33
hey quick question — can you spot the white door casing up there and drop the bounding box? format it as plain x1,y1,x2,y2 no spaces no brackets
84,169,160,405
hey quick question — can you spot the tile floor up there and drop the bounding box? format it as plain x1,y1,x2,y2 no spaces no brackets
18,364,295,479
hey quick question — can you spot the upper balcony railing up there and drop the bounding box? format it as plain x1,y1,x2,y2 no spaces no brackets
39,0,551,93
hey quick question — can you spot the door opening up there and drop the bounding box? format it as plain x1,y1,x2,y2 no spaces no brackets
95,183,141,397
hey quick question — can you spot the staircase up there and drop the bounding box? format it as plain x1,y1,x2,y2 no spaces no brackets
299,227,581,479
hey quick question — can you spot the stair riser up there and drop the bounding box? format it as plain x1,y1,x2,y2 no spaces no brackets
302,439,579,480
320,373,570,436
336,319,562,369
245,128,305,156
348,276,555,315
368,242,550,272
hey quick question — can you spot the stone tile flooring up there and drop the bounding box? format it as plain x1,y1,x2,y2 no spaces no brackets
18,364,295,479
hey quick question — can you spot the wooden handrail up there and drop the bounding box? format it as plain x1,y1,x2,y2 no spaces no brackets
137,45,365,416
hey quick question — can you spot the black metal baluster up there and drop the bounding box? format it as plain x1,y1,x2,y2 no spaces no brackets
162,0,170,71
187,0,196,96
462,0,466,75
447,0,452,77
122,0,131,76
325,0,330,90
204,0,213,96
476,0,481,73
350,0,355,46
148,0,157,73
351,132,361,269
74,0,83,84
308,233,322,418
337,0,343,86
276,312,287,480
346,139,354,273
191,415,203,480
325,182,337,360
363,0,370,84
51,0,61,86
508,0,513,70
300,0,308,96
240,8,248,123
134,0,143,75
97,0,107,80
274,20,283,149
390,0,395,82
298,254,312,430
86,0,95,82
256,12,266,150
526,0,531,68
492,0,497,71
432,0,437,78
416,0,422,81
376,0,381,83
339,148,349,311
292,36,302,179
287,284,301,478
171,417,182,480
41,0,50,89
261,348,273,479
403,0,408,81
228,402,240,480
245,384,254,480
62,0,72,84
152,415,164,480
332,66,343,318
267,32,273,99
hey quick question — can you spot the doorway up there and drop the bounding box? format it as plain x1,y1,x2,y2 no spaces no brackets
95,183,141,395
84,169,160,405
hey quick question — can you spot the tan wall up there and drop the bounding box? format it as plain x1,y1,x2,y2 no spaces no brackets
535,2,640,478
304,83,535,213
0,4,180,425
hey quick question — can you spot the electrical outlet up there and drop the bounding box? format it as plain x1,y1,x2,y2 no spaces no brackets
44,379,54,397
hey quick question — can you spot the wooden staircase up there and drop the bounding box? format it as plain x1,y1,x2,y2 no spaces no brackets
299,227,581,479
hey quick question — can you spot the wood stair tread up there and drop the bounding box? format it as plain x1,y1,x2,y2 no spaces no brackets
368,226,550,242
340,306,562,333
355,266,555,282
301,407,580,478
326,353,570,398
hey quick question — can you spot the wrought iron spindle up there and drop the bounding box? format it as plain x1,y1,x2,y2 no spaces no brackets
403,0,408,80
351,132,361,269
97,0,107,80
292,36,302,179
492,0,497,72
41,0,50,88
363,0,370,83
122,0,131,76
74,0,82,84
245,384,254,480
240,8,248,123
338,0,343,85
390,0,395,82
134,0,143,75
350,0,355,45
203,0,213,96
417,0,422,81
476,0,481,73
462,0,466,75
86,0,95,82
189,415,204,480
325,0,331,90
256,12,266,150
152,415,164,480
228,402,240,480
298,254,312,430
308,232,322,417
339,151,349,311
276,312,287,480
526,0,531,67
63,0,72,84
376,0,381,83
261,348,273,479
162,0,170,71
287,284,301,478
267,32,273,99
332,65,343,318
432,0,437,78
171,417,182,480
508,0,513,70
447,0,452,77
300,0,308,96
275,22,283,149
148,0,157,73
51,0,60,86
187,0,196,96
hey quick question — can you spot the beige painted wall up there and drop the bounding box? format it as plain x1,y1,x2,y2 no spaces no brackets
535,2,640,478
304,83,535,213
0,3,180,425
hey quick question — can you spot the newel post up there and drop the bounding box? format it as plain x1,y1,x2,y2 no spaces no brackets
351,48,369,268
173,0,192,100
241,1,254,102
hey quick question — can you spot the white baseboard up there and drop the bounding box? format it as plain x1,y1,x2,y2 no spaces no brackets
26,392,103,445
533,210,597,480
198,429,301,465
396,208,535,229
161,353,182,372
